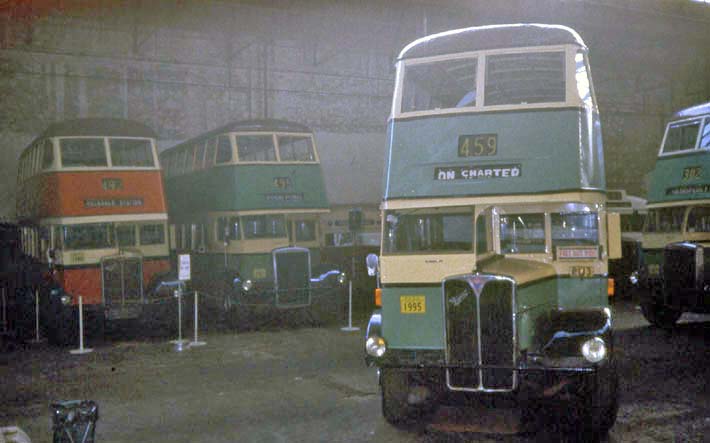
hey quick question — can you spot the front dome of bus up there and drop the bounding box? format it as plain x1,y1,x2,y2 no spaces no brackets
38,118,158,139
397,23,586,61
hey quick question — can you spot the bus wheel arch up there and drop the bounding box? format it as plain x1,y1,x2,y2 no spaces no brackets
640,301,681,328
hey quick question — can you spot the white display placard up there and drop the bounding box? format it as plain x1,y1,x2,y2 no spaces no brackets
178,254,191,281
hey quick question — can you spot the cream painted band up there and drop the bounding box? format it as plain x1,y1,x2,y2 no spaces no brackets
646,199,710,209
40,213,168,225
208,208,329,217
383,191,606,211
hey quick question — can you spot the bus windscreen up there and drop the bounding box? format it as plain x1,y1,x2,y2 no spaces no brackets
384,212,473,253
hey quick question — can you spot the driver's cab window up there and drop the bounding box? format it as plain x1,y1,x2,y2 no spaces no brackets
499,213,546,254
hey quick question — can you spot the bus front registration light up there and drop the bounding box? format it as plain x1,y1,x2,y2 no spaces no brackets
366,336,387,358
581,337,607,363
241,279,253,292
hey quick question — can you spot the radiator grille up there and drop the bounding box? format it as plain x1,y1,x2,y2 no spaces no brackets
444,275,515,392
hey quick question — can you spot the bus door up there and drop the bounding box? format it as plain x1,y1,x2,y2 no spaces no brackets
101,253,144,319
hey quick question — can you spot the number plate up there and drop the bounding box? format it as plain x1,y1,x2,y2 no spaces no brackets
400,295,426,314
458,134,497,157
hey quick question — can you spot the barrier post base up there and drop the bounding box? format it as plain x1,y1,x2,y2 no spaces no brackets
189,340,207,347
340,326,360,332
70,347,93,355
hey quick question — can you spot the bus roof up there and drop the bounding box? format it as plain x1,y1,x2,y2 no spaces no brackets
398,24,586,61
37,118,158,139
671,102,710,120
164,119,313,154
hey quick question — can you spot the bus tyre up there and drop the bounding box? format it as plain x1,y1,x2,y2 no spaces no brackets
381,369,418,426
577,363,619,440
640,301,681,329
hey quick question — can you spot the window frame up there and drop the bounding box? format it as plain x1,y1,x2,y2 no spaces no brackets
657,116,706,157
393,44,590,119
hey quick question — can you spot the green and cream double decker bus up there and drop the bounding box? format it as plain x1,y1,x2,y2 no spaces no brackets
635,102,710,328
364,24,621,435
160,119,345,322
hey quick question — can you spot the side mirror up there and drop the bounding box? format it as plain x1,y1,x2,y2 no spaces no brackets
607,212,622,260
366,253,379,277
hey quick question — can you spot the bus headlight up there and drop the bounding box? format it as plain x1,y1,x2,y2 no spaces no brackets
581,337,607,363
365,335,387,358
629,271,639,286
241,279,253,292
337,272,348,285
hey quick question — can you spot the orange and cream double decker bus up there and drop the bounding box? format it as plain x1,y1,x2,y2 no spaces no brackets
15,118,170,344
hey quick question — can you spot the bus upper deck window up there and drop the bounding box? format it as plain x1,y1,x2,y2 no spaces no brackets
662,120,702,154
500,214,545,254
41,140,54,169
401,57,477,113
278,136,315,162
215,135,232,164
237,135,276,162
60,138,107,167
110,139,154,167
485,52,565,106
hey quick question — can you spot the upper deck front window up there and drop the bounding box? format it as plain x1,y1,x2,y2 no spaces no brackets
60,138,107,167
484,51,565,106
401,58,478,113
109,138,155,167
278,136,316,162
237,135,276,162
661,120,702,154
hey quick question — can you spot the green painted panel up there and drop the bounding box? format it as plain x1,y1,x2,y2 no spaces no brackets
556,277,608,310
165,164,329,219
515,278,558,350
647,153,710,204
381,286,445,349
384,109,605,199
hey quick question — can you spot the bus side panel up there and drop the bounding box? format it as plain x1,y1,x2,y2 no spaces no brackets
17,171,168,219
384,109,602,200
59,267,103,305
381,286,444,350
515,278,558,351
647,152,710,204
556,277,608,310
165,164,329,219
142,258,170,287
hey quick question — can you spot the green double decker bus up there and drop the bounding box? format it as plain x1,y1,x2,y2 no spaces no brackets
160,119,344,322
635,102,710,328
364,24,621,435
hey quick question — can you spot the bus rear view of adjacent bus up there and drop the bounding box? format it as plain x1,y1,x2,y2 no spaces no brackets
364,24,621,437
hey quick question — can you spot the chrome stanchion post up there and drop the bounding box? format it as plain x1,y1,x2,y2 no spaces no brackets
70,295,93,354
341,280,359,332
189,291,206,347
31,288,45,343
170,284,188,351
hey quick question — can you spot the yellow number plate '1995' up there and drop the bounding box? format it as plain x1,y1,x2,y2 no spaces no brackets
400,295,426,314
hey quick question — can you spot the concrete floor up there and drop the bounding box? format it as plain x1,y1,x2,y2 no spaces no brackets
1,300,709,443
